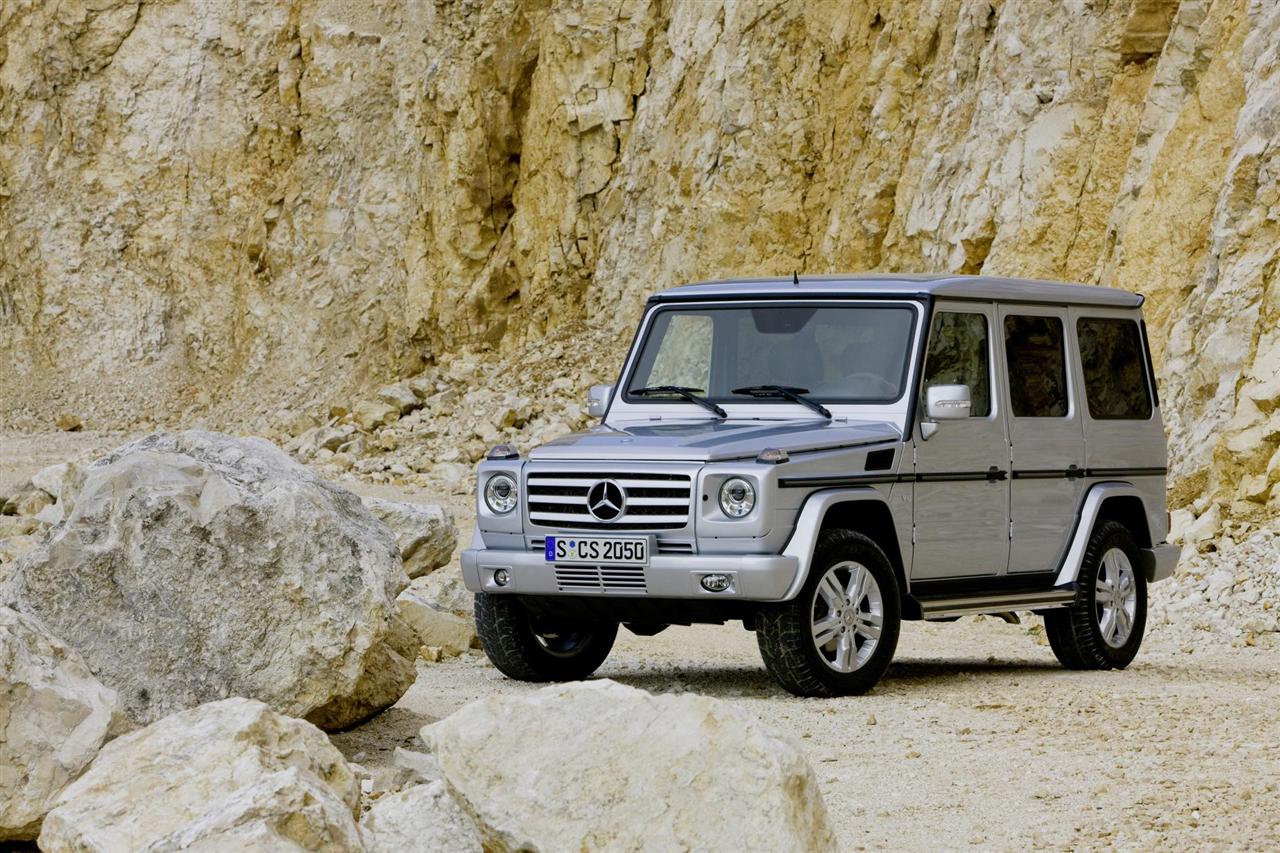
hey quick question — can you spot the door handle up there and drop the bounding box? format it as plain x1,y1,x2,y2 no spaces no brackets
986,466,1008,482
1066,464,1084,480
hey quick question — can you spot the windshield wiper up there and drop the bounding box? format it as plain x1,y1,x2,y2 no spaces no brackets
731,385,832,419
632,385,727,418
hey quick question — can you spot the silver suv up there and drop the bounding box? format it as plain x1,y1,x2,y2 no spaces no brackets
462,275,1179,696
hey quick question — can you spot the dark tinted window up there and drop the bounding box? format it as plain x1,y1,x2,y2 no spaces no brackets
1077,318,1153,419
922,312,991,416
1004,315,1068,417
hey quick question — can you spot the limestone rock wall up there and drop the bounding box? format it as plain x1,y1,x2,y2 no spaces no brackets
2,0,1278,523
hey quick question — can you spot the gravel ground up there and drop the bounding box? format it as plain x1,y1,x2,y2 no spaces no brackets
5,431,1279,849
362,620,1280,851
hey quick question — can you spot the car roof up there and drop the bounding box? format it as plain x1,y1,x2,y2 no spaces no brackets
647,273,1144,309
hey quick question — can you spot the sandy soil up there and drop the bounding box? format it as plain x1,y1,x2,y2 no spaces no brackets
5,431,1278,850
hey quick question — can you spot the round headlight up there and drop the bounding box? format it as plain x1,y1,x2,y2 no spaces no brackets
719,477,756,519
484,474,518,514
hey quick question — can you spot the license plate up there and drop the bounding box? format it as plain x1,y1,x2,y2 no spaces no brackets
545,536,649,566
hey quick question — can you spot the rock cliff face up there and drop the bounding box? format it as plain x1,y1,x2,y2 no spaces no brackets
2,0,1277,526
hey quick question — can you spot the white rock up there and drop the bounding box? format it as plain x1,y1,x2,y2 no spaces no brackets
397,588,477,653
422,680,838,852
1186,504,1222,544
353,399,401,431
375,383,423,416
408,569,474,617
39,698,363,852
1168,508,1195,544
29,463,70,502
361,781,481,853
3,431,411,731
362,497,457,579
0,608,123,841
27,462,84,527
294,424,357,461
2,486,52,518
0,535,39,576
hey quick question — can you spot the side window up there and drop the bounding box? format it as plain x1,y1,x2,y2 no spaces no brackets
1077,317,1153,419
643,314,714,390
1004,315,1068,417
922,312,991,416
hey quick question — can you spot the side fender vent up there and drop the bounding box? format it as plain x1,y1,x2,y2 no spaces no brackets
864,449,895,472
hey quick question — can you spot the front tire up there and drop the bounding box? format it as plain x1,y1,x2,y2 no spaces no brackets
757,529,901,697
1044,520,1147,670
475,593,618,682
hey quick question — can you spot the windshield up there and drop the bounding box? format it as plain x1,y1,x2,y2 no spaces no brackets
625,303,918,404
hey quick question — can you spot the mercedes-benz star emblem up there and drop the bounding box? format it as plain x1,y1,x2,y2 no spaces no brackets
586,480,626,522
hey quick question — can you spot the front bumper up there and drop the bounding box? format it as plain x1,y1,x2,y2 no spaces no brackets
461,545,800,601
1141,542,1180,583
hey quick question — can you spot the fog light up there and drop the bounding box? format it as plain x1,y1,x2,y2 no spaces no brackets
700,574,731,593
493,568,510,587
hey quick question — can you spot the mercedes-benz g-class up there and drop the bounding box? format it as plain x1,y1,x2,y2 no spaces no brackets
462,274,1179,696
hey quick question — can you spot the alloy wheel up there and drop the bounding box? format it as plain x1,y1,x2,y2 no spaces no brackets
810,560,884,673
1094,547,1138,649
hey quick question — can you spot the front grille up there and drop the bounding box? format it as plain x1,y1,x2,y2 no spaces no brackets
554,565,647,593
527,471,693,531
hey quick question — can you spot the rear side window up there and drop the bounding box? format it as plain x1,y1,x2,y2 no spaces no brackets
922,312,991,416
1077,318,1153,419
1004,315,1068,417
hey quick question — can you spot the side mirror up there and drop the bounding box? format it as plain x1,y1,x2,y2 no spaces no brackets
586,384,613,418
925,384,972,420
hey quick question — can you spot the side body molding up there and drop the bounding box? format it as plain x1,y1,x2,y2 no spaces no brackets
779,488,892,601
1054,482,1144,587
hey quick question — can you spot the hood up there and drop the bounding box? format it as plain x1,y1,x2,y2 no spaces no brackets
528,418,902,463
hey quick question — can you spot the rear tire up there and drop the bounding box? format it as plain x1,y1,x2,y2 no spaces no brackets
757,529,901,697
1044,520,1147,670
475,593,618,682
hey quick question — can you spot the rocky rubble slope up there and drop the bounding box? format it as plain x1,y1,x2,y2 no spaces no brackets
4,0,1280,546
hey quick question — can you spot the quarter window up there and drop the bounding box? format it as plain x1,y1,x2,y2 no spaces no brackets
1004,315,1068,417
1077,318,1153,419
922,312,991,417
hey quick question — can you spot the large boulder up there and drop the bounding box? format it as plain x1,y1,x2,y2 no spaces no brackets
2,431,411,730
39,698,363,852
362,497,457,579
0,607,122,841
361,782,481,853
422,680,838,852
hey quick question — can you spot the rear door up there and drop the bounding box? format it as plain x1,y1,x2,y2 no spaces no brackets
999,306,1086,574
911,303,1010,580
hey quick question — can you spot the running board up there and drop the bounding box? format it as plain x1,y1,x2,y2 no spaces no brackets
916,589,1076,620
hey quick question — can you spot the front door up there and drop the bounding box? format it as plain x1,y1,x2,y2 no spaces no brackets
999,306,1086,574
911,303,1010,580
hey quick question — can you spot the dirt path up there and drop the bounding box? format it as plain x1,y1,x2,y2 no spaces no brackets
5,431,1278,849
